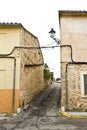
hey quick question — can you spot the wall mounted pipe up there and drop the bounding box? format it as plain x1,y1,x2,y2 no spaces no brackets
0,46,59,56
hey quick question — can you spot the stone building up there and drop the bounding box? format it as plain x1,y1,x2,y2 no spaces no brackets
59,11,87,111
0,23,44,113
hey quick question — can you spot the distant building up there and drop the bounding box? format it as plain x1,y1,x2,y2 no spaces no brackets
59,11,87,111
0,23,44,113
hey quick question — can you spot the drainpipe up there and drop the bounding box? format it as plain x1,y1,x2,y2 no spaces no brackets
12,57,16,113
65,63,69,111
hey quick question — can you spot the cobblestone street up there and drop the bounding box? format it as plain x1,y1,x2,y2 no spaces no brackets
0,83,87,130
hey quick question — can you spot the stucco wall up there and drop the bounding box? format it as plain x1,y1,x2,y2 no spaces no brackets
0,27,20,54
60,15,87,62
0,58,19,112
0,27,20,112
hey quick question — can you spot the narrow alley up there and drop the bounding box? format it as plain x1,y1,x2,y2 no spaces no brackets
30,82,61,117
0,83,87,130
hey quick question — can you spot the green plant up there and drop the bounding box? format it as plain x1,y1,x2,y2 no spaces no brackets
44,69,52,80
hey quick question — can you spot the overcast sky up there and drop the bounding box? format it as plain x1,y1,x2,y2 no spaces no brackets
0,0,87,78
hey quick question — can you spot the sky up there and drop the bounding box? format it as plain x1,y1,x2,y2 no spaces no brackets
0,0,87,78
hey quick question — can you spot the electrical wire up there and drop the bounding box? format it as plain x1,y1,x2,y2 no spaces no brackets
44,41,56,47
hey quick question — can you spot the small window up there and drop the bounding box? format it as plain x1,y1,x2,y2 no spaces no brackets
84,74,87,95
81,72,87,97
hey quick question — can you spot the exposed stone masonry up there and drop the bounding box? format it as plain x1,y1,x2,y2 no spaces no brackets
61,63,87,111
19,27,44,107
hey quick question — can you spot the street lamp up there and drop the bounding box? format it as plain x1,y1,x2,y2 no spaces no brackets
49,28,60,45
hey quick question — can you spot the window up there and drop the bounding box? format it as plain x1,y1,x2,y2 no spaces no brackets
84,74,87,95
81,72,87,97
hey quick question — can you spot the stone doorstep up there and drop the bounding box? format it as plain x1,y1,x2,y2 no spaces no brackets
0,115,9,120
60,111,87,118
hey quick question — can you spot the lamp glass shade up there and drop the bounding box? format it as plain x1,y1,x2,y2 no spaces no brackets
49,28,56,38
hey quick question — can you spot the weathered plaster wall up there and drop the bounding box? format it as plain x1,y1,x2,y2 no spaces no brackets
60,15,87,62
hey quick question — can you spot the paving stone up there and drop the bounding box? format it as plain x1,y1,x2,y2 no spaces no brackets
0,126,7,130
27,125,38,130
39,124,78,130
13,128,24,130
1,124,16,130
16,121,28,128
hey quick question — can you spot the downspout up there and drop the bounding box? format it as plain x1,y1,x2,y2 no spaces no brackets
65,63,69,111
12,57,16,113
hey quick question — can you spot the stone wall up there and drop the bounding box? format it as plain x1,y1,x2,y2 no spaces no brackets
61,62,67,109
19,28,44,107
61,62,87,111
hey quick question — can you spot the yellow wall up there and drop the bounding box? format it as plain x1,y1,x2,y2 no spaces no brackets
0,27,21,112
60,15,87,62
0,59,14,89
0,28,20,54
0,89,19,113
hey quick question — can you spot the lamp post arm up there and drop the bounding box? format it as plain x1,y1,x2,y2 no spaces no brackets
53,37,60,45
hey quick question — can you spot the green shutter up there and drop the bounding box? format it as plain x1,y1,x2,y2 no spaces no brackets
84,74,87,95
